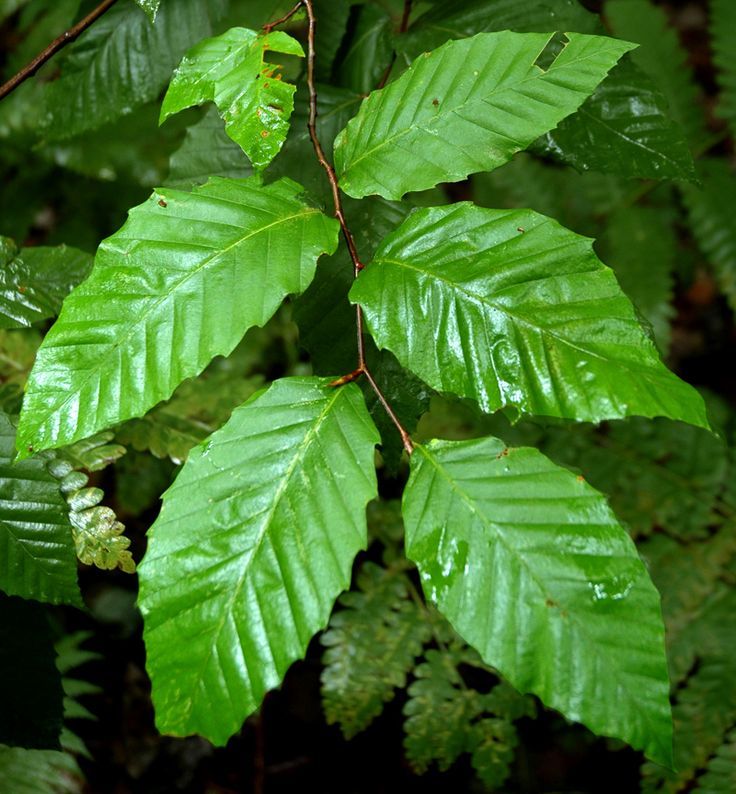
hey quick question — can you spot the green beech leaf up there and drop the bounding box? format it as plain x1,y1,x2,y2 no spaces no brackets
605,0,708,146
138,377,379,744
161,27,304,170
534,57,696,181
333,31,635,199
0,413,81,607
350,203,707,427
39,0,229,141
0,239,92,330
166,106,252,187
337,5,393,94
16,177,339,457
397,0,599,59
134,0,160,22
403,436,673,765
397,2,693,181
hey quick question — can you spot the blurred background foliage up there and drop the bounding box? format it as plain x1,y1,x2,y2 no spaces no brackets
1,0,735,791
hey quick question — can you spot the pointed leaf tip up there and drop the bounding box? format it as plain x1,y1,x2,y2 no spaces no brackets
138,377,379,744
351,203,708,429
403,436,673,766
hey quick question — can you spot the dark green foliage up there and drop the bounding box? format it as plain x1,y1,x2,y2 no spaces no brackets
321,503,535,789
1,0,735,789
321,562,430,737
0,594,64,749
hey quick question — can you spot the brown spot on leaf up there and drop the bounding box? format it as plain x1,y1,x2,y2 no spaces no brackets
517,227,525,233
545,598,558,608
158,199,167,208
495,447,509,459
576,475,585,482
261,130,270,138
432,98,439,106
18,285,26,294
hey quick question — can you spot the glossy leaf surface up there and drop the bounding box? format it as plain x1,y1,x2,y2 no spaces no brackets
138,378,379,744
39,0,229,140
16,177,339,457
403,436,673,765
161,27,304,170
398,2,693,181
135,0,160,22
333,31,635,199
0,413,81,607
606,0,707,145
0,239,92,330
535,57,696,181
350,203,707,426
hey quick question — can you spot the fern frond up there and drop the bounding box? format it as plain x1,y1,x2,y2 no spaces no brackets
541,417,730,541
117,369,262,464
642,658,736,793
321,562,430,738
710,0,736,138
695,727,736,792
473,153,627,237
46,453,134,574
682,161,736,314
404,646,533,786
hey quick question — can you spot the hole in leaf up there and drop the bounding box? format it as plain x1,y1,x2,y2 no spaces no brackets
534,32,570,72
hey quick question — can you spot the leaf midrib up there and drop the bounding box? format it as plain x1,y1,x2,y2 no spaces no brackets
412,444,641,709
186,386,346,720
339,36,620,180
31,205,320,443
371,255,657,375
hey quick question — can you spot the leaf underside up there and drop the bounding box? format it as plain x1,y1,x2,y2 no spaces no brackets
334,30,635,199
138,378,379,744
16,177,339,457
350,203,707,427
403,436,673,765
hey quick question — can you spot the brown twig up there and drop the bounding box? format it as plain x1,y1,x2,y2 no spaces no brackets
263,1,304,34
0,0,119,102
282,0,415,456
376,0,413,89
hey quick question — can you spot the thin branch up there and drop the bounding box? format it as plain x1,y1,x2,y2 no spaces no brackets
376,0,413,90
263,1,304,34
301,0,369,374
0,0,119,103
292,0,415,455
363,368,415,456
